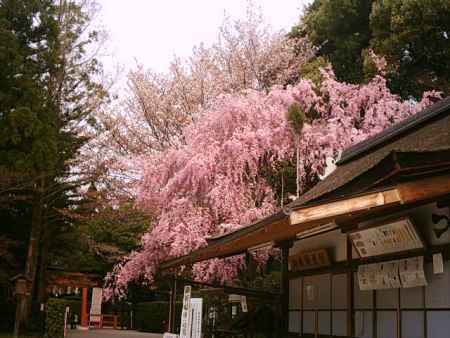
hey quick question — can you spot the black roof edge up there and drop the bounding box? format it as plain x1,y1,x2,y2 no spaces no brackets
337,97,450,165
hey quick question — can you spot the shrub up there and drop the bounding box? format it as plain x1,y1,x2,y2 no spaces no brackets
135,301,182,333
45,298,81,338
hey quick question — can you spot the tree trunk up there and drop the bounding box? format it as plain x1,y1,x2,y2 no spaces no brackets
20,188,43,328
37,221,50,305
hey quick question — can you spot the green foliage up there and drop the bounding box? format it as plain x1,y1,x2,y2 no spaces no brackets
299,56,329,87
44,298,80,338
287,102,305,133
300,0,373,84
135,301,182,333
296,0,450,97
370,0,450,97
44,299,67,338
0,0,59,172
84,203,149,253
0,1,109,328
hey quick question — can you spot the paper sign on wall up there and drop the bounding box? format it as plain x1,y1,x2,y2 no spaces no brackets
433,253,444,274
358,256,427,290
399,256,427,288
358,263,385,290
350,218,423,258
381,261,401,289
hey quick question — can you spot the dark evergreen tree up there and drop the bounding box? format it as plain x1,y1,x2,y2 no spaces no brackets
293,0,450,98
0,0,107,332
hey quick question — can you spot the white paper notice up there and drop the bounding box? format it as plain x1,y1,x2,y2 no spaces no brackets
350,219,423,258
399,256,427,288
90,287,103,323
433,253,444,274
381,261,401,289
190,298,203,338
358,263,385,290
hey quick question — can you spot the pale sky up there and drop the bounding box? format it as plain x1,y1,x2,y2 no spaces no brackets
96,0,311,74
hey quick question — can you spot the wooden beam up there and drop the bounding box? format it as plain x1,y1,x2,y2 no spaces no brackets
290,188,401,225
397,174,450,203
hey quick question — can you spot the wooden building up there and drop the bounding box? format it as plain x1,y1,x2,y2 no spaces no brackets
161,97,450,338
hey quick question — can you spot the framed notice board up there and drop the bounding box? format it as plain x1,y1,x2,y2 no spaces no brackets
350,217,424,258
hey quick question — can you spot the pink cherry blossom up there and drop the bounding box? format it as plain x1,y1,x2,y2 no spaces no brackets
105,64,440,298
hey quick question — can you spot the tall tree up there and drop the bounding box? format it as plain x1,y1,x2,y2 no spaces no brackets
295,0,450,98
0,0,59,329
106,60,439,298
89,5,315,205
0,0,107,331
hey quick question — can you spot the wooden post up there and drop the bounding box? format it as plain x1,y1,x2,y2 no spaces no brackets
279,240,293,338
13,294,26,338
346,235,355,338
168,289,173,332
168,278,177,333
80,287,89,328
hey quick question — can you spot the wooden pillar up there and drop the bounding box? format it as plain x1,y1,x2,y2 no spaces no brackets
80,287,89,328
168,278,177,332
346,235,355,338
279,240,293,338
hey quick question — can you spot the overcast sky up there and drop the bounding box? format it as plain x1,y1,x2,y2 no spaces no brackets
96,0,310,75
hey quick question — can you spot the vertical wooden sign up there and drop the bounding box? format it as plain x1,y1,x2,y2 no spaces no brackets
179,286,192,338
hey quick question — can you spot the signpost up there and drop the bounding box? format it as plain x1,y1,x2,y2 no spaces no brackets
240,296,248,313
177,286,203,338
179,286,192,338
190,298,203,338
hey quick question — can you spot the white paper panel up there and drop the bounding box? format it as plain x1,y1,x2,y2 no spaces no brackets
288,311,301,333
402,311,424,338
289,278,302,310
376,311,395,338
427,311,450,338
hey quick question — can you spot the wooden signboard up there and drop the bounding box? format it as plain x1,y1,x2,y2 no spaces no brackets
289,248,331,272
180,286,192,338
350,217,424,258
190,298,203,338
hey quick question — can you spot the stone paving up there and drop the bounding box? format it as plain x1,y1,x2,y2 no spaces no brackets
67,329,163,338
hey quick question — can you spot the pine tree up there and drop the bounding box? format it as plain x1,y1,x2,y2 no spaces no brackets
0,0,107,332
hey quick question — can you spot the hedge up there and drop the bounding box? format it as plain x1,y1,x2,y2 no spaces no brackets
45,298,81,338
135,301,182,333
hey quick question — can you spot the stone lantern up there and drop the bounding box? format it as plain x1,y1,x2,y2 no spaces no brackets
10,274,31,297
